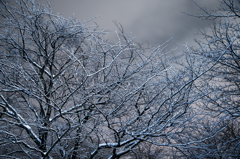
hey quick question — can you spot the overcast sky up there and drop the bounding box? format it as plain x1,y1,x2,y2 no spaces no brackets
37,0,219,49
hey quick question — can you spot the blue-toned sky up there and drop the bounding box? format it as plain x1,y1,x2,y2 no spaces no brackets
38,0,219,48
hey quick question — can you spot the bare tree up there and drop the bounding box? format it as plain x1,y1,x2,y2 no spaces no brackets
191,0,240,117
175,0,240,158
178,120,240,158
0,0,210,158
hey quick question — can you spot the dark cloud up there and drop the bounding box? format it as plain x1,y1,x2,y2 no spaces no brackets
37,0,220,48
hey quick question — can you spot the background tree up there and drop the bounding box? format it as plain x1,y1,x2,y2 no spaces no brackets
0,0,206,158
175,0,240,158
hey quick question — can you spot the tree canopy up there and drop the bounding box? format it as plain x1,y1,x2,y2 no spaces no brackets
0,0,239,158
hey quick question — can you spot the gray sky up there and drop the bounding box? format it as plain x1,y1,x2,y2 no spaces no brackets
38,0,219,49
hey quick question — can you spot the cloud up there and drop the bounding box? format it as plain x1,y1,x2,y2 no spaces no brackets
38,0,220,47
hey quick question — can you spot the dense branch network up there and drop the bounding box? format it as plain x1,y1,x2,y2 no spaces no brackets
0,0,239,158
